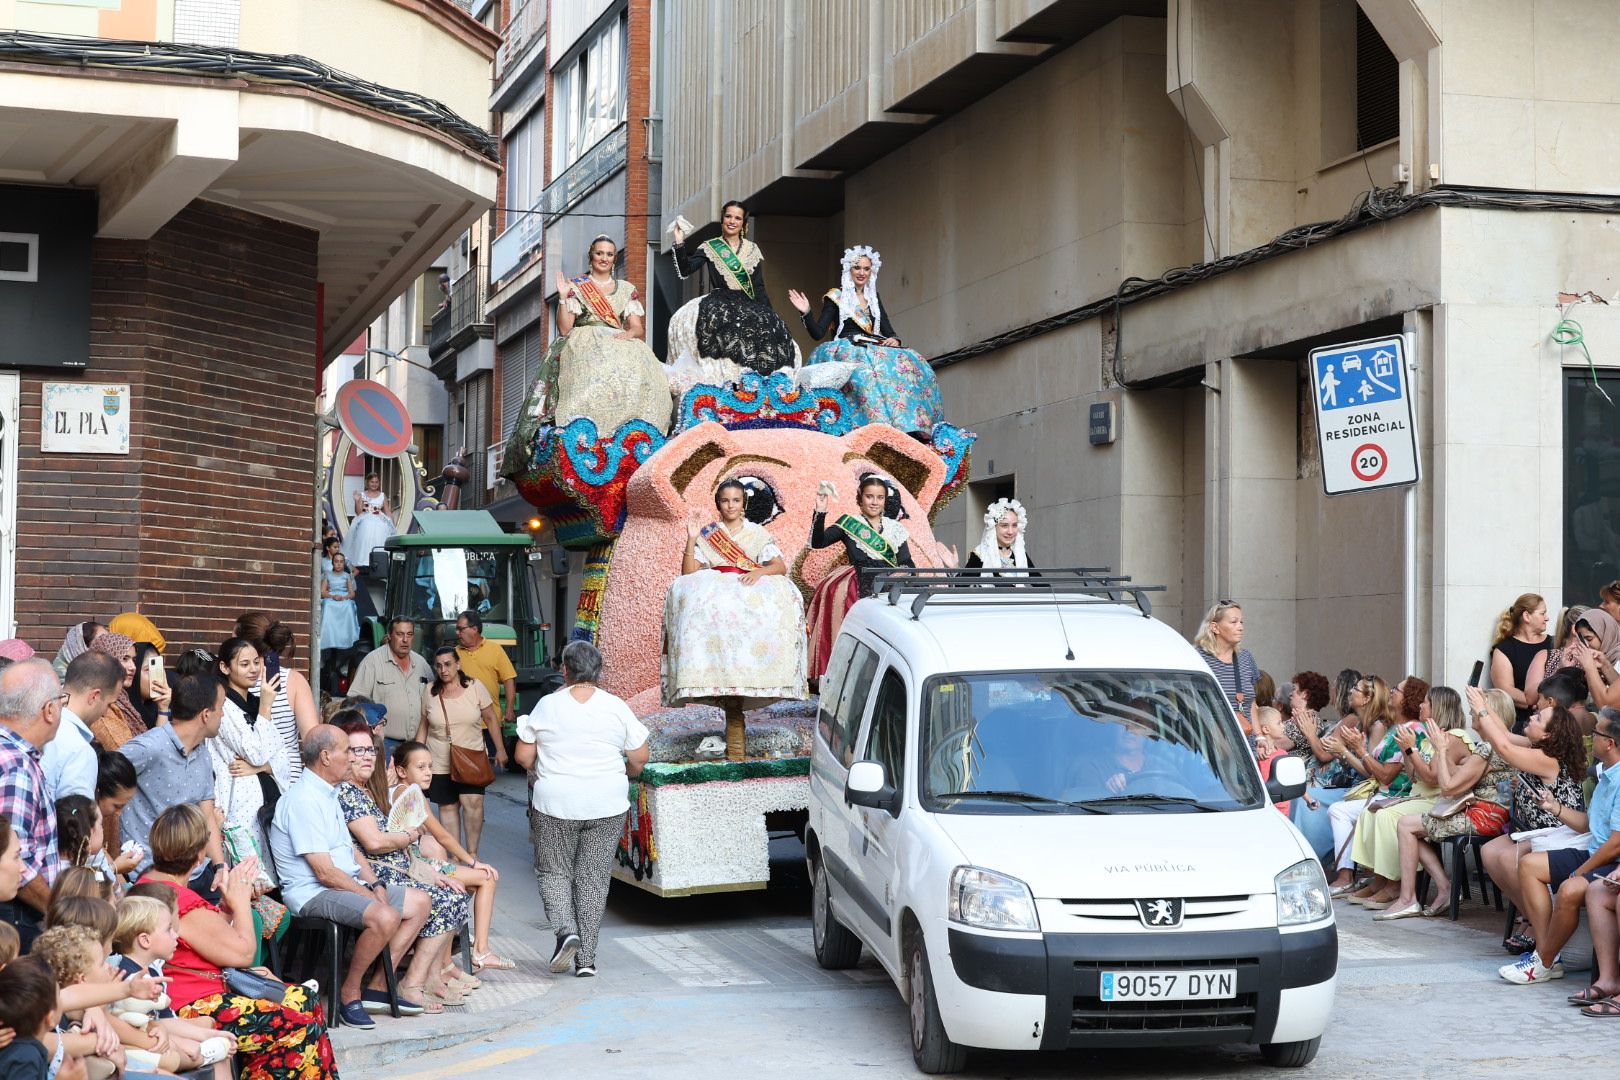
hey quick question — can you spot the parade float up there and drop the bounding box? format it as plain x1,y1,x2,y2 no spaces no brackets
503,367,973,896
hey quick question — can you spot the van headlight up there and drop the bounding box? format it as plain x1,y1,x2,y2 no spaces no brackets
948,866,1039,932
1275,859,1330,926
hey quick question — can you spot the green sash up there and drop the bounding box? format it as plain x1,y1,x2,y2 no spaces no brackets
835,513,898,566
704,238,757,300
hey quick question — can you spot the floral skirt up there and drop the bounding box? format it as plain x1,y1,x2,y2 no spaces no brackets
695,290,798,375
803,340,943,434
180,983,335,1080
661,569,808,709
374,859,470,939
555,326,674,437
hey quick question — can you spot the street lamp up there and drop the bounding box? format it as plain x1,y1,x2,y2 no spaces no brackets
364,345,438,375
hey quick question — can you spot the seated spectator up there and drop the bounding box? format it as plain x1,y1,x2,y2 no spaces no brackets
1334,676,1427,901
1473,684,1589,953
135,804,338,1078
268,725,432,1028
1501,705,1620,984
383,740,507,978
1569,609,1620,710
1540,666,1594,735
118,667,227,877
1279,672,1334,769
0,955,83,1080
1376,692,1515,920
41,652,123,801
0,658,64,949
1298,673,1392,874
1347,683,1457,908
331,714,463,1014
110,895,236,1076
93,750,143,886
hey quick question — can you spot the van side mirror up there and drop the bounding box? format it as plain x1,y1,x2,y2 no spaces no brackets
846,760,899,815
1267,755,1308,803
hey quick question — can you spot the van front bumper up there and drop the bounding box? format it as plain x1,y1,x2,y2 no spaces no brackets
944,923,1336,1051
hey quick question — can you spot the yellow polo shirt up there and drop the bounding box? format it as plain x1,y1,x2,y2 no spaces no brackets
457,639,516,714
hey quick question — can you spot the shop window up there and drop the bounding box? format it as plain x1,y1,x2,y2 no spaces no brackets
1564,372,1620,605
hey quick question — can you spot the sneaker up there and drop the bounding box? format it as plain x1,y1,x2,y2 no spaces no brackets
549,932,581,974
198,1036,234,1065
575,964,597,978
338,999,376,1029
1499,952,1565,984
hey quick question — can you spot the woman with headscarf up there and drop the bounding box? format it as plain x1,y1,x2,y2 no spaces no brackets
130,640,172,730
109,611,166,654
1569,608,1620,709
788,245,944,435
51,620,103,678
88,630,148,750
964,498,1038,577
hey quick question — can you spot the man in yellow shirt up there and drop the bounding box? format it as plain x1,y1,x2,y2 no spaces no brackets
455,610,518,736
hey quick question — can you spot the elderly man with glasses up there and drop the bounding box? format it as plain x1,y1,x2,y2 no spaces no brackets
1503,706,1620,986
0,658,66,948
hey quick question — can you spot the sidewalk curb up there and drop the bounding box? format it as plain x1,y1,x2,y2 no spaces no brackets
332,1015,509,1072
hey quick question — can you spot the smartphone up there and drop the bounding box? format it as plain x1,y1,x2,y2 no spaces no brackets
144,652,168,695
264,650,281,683
1469,659,1485,686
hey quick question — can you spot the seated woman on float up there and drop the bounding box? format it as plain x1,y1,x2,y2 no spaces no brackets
668,201,798,380
663,478,808,760
547,234,673,437
788,245,943,436
965,498,1039,576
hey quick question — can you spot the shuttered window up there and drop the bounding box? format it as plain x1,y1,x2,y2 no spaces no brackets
499,328,543,440
1355,6,1399,150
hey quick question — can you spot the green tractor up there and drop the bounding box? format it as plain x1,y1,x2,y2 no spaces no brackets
355,510,562,755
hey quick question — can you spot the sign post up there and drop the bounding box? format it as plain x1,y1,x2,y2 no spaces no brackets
1308,335,1418,496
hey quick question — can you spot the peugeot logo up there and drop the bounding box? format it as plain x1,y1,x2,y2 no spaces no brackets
1136,898,1184,928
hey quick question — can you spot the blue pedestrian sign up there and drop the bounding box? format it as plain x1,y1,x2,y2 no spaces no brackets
1308,335,1419,495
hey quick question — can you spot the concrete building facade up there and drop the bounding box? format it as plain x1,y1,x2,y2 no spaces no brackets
658,0,1620,688
0,0,499,648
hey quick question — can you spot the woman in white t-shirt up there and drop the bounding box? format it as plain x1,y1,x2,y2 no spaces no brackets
515,640,650,978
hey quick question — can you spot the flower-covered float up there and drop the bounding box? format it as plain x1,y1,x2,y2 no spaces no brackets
504,369,972,895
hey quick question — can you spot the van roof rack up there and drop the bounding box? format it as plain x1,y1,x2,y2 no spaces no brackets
869,567,1166,621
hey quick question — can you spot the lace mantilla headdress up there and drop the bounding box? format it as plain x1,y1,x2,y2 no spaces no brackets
972,498,1028,569
838,245,883,332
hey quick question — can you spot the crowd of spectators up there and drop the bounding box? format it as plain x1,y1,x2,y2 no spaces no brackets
0,607,530,1080
1196,581,1620,1012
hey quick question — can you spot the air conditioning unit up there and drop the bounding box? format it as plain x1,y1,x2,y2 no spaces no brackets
486,442,505,489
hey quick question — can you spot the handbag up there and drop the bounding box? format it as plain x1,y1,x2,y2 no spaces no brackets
442,695,495,788
167,962,290,1002
1427,793,1475,820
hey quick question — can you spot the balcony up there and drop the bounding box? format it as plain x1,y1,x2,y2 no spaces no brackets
496,0,547,85
541,122,629,218
428,272,493,363
489,205,544,284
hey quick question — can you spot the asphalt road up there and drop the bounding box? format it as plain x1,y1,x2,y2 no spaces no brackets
342,772,1613,1079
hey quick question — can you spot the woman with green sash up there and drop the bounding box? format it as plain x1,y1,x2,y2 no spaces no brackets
806,475,932,678
670,200,798,376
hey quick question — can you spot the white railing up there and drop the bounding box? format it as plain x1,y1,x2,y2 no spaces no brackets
497,0,546,78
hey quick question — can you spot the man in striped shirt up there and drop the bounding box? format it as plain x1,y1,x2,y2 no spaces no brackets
0,658,65,949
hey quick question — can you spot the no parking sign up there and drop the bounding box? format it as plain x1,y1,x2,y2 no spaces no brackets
1308,335,1419,495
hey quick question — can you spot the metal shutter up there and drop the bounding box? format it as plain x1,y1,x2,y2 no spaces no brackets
499,328,542,440
1355,6,1399,150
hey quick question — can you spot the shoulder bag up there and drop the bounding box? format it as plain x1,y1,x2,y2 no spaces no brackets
442,694,495,788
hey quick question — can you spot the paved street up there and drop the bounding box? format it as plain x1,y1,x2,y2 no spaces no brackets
336,771,1615,1080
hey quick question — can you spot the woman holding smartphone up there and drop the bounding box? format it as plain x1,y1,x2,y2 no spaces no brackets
131,641,171,728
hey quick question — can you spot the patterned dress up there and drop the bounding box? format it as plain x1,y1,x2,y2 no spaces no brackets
660,520,808,709
671,237,798,375
552,277,673,437
337,781,470,940
797,288,943,434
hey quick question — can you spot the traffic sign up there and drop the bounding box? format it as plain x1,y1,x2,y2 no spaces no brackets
335,379,413,458
1308,335,1418,495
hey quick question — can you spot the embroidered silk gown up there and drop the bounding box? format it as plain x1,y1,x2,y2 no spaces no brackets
798,289,943,435
669,237,799,376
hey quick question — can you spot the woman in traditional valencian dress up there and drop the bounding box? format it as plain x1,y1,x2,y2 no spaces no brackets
549,235,674,437
964,498,1039,577
787,245,943,435
669,201,798,377
662,479,808,759
345,472,396,569
806,475,956,679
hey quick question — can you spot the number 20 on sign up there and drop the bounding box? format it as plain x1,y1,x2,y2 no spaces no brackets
1308,336,1419,495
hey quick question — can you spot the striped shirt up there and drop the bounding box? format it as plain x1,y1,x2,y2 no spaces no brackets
1198,647,1258,718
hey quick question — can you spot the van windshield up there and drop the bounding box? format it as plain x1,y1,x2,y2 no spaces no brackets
920,670,1265,813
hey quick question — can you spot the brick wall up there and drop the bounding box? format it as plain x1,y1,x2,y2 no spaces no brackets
14,201,319,658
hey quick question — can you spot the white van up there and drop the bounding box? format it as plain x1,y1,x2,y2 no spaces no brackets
806,570,1335,1074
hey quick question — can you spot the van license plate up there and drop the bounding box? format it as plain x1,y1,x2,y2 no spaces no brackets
1098,969,1236,1002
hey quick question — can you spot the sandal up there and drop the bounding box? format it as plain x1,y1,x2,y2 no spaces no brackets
473,949,517,971
424,984,468,1009
442,966,481,990
1569,985,1618,1006
1421,899,1450,918
1581,999,1620,1018
1504,932,1536,954
398,987,443,1015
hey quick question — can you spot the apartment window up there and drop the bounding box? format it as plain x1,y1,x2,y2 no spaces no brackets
554,12,628,172
1319,1,1399,162
1355,6,1399,149
505,108,544,213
